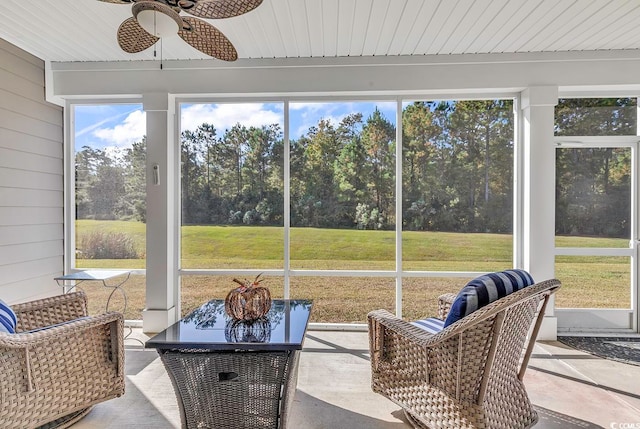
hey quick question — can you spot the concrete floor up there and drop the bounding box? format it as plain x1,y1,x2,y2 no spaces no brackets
71,330,640,428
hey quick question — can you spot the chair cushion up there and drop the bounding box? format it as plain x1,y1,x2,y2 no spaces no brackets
443,269,535,328
412,317,444,334
0,298,17,334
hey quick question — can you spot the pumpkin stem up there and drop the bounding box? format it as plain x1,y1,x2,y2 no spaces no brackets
232,273,264,290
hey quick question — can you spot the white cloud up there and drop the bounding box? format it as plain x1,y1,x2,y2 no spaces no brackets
290,102,361,138
180,103,282,133
84,102,395,150
294,113,349,139
289,102,334,112
92,110,146,147
76,106,138,139
375,101,397,112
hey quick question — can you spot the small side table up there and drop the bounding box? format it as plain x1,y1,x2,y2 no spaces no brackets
55,270,132,313
55,270,141,344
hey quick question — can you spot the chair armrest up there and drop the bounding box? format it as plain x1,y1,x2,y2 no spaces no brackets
13,292,88,332
437,293,457,321
0,311,122,349
368,309,436,371
368,309,435,344
0,312,124,393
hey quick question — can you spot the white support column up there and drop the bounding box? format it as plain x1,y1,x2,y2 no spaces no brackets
521,86,558,340
142,93,178,333
632,97,640,332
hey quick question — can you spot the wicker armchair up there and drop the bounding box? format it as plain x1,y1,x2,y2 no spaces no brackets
0,291,125,429
368,278,561,429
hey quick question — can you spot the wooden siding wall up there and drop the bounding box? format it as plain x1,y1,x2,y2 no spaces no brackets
0,39,63,303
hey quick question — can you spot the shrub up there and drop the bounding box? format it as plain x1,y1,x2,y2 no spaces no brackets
355,203,384,230
229,210,243,224
78,231,139,259
243,210,257,225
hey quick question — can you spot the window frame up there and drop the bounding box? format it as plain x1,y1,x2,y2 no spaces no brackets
175,93,520,321
63,92,523,323
552,94,640,332
65,99,146,275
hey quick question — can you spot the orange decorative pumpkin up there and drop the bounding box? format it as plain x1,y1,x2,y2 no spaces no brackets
225,274,272,321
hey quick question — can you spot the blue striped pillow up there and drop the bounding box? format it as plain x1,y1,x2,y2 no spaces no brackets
412,317,444,334
443,269,535,328
0,298,17,334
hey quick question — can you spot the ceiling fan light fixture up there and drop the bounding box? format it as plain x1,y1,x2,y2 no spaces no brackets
112,0,263,59
133,1,182,38
137,10,179,37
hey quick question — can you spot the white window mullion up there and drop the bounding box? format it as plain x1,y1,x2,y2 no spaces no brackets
395,98,403,318
513,95,524,269
631,142,638,330
64,100,75,274
634,98,640,330
284,99,291,299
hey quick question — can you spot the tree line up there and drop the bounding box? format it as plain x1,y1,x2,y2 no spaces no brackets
75,98,636,238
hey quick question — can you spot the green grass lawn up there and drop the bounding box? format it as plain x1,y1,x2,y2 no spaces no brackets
75,220,631,322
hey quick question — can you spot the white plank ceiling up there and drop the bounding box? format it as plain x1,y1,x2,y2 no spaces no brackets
1,0,640,63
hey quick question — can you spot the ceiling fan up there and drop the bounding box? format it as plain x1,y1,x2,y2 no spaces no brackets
99,0,263,61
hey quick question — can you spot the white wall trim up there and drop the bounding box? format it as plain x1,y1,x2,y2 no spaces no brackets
557,308,633,332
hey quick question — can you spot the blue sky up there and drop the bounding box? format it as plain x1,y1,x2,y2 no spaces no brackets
74,101,398,151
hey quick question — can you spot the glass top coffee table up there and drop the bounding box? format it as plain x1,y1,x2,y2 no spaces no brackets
146,299,313,429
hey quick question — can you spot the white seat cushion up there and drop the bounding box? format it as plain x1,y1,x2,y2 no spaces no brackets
411,317,444,334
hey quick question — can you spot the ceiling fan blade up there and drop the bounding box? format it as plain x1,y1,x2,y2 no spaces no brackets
182,0,263,19
179,17,238,60
117,17,159,53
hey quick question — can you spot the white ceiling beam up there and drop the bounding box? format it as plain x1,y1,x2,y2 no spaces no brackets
49,50,640,102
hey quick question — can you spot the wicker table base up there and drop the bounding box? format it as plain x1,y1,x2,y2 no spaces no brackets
159,349,300,429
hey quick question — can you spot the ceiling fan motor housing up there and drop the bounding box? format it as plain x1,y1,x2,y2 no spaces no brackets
133,1,183,37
